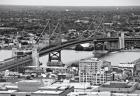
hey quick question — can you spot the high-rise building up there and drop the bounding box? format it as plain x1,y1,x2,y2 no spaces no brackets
79,58,111,85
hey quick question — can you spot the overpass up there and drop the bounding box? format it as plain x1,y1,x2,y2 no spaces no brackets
0,37,140,71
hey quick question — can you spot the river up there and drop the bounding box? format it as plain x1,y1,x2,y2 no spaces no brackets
39,50,93,67
0,50,140,67
100,51,140,66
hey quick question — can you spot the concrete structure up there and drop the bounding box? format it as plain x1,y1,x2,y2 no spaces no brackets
95,70,111,85
118,62,135,75
32,48,39,67
79,58,111,85
0,79,74,96
98,81,138,93
51,81,93,92
132,58,140,82
43,66,67,74
67,91,111,96
12,48,17,57
112,93,139,96
119,32,125,49
32,90,64,96
18,80,43,92
0,90,17,96
38,85,74,96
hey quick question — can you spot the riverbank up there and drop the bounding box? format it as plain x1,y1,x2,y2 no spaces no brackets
121,49,140,52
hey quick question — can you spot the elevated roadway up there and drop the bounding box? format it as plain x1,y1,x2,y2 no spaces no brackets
0,37,140,71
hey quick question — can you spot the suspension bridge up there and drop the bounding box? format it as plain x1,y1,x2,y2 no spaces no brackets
0,17,140,71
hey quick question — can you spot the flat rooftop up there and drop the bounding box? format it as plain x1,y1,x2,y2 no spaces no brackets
80,58,100,63
101,81,137,88
52,82,91,89
32,90,62,94
67,91,111,96
0,90,17,94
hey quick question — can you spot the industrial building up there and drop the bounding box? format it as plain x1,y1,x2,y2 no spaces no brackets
79,58,111,85
98,81,138,93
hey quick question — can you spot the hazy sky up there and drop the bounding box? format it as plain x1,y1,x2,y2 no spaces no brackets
0,0,140,6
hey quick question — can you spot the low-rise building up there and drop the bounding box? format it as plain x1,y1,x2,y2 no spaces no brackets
0,79,74,96
51,81,93,92
119,62,135,74
132,58,140,82
67,91,111,96
32,90,64,96
98,81,138,93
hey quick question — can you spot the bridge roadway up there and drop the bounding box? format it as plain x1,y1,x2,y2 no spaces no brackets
39,37,140,56
0,37,140,71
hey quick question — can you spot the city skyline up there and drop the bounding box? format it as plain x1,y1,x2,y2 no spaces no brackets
0,0,140,6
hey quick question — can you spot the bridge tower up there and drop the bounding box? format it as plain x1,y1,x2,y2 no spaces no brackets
47,20,64,67
32,47,39,67
119,32,125,49
33,20,51,67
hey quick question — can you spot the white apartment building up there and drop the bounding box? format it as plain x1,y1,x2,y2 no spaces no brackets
79,58,111,85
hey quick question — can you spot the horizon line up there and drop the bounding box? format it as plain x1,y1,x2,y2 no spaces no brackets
0,4,140,7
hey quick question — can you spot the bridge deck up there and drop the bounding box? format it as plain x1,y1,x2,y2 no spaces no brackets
0,37,140,71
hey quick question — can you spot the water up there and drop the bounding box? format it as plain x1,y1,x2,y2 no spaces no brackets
0,50,140,67
100,51,140,66
39,50,93,67
40,50,140,66
0,50,12,61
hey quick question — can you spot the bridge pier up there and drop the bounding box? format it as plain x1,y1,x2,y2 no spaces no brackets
94,41,106,50
47,50,64,66
125,41,135,49
94,40,119,51
106,41,119,51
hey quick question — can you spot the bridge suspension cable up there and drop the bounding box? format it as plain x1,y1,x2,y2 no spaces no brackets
96,16,105,33
36,20,50,44
49,22,60,39
87,16,105,39
78,16,96,39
